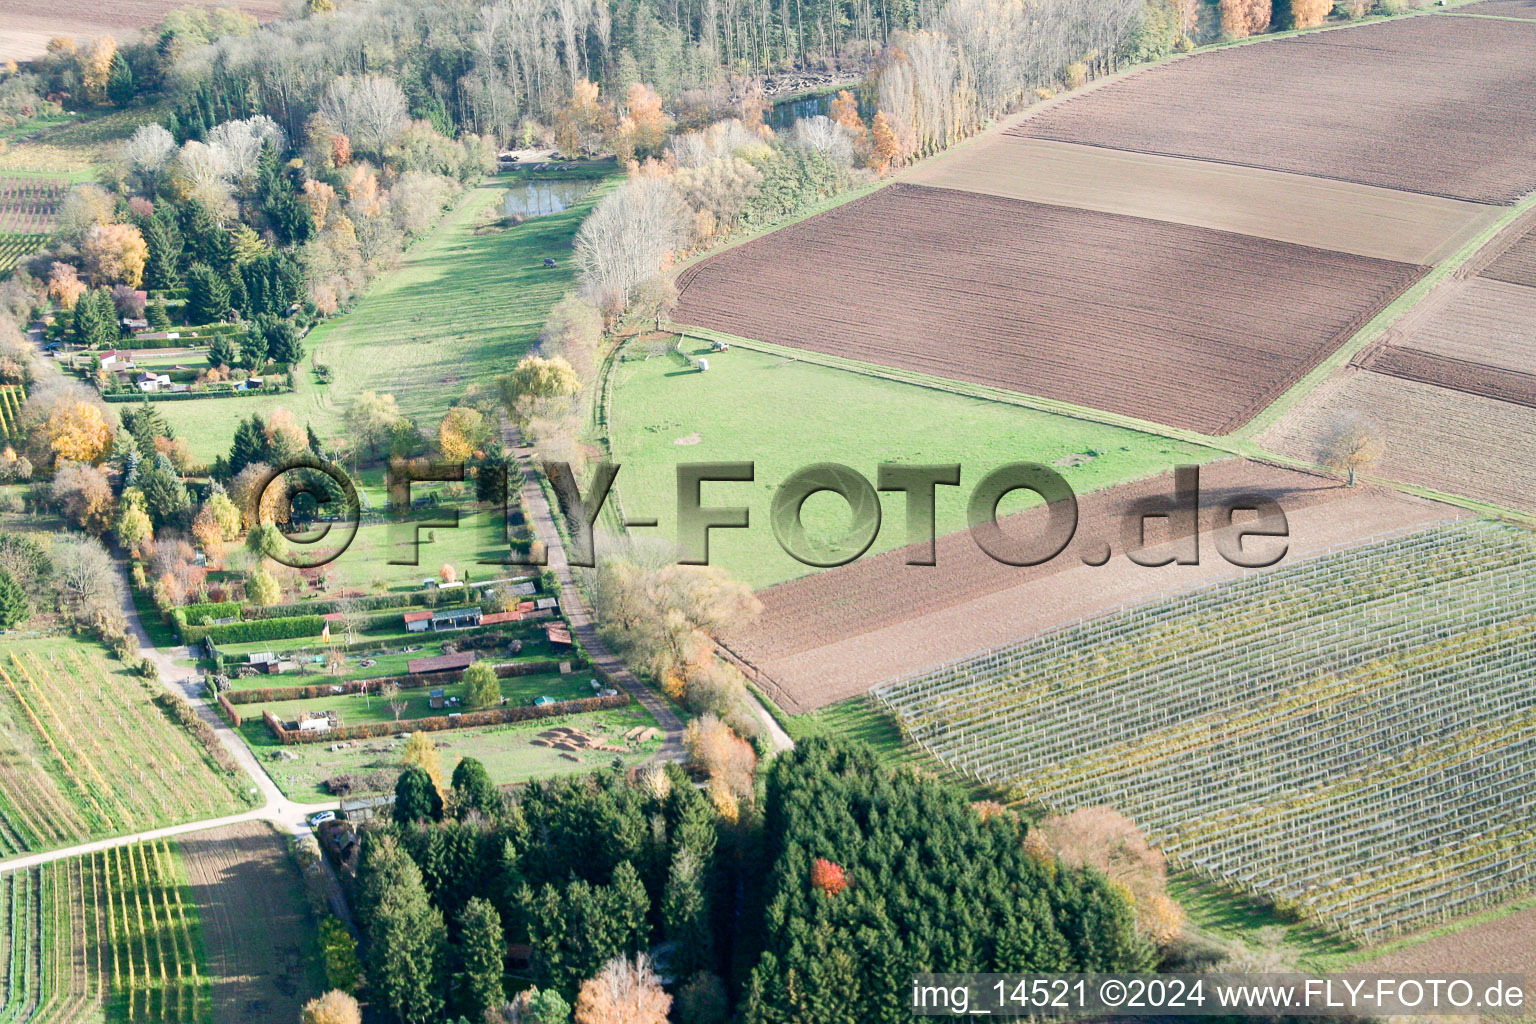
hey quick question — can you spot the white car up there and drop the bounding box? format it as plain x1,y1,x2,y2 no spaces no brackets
308,810,336,828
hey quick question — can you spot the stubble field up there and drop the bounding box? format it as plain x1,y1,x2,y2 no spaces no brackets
673,184,1425,434
1012,15,1536,204
902,137,1497,264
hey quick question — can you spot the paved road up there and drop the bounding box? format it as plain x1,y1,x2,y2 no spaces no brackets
505,421,792,754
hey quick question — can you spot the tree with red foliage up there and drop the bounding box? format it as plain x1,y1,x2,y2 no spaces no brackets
810,857,848,896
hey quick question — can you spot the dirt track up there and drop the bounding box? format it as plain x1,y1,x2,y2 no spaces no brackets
178,822,319,1024
903,137,1497,264
1012,15,1536,204
726,460,1461,711
674,184,1425,434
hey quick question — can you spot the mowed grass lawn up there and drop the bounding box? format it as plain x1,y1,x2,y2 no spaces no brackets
244,702,661,802
161,172,613,462
239,667,597,725
608,343,1219,588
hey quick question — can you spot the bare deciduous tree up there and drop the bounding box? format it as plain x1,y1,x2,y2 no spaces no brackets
320,76,409,158
573,177,688,312
1318,410,1382,486
575,953,671,1024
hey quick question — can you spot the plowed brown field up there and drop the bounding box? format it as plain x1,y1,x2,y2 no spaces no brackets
1262,369,1536,514
1482,219,1536,289
673,185,1425,434
725,460,1460,711
1456,0,1536,17
1365,348,1536,408
902,137,1498,264
1011,15,1536,204
0,0,285,61
1367,903,1536,1008
1377,279,1536,374
178,822,319,1024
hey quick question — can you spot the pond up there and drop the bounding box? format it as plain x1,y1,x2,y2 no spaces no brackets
767,83,876,132
503,178,593,219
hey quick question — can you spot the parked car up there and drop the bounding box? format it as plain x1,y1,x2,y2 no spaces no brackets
308,810,336,827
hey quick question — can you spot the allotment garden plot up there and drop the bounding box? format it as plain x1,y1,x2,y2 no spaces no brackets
875,521,1536,943
0,640,243,856
1012,14,1536,204
672,184,1424,434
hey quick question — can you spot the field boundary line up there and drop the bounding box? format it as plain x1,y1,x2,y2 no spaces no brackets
1237,188,1536,444
668,323,1233,452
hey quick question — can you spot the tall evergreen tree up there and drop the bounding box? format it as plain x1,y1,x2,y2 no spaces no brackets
181,203,232,271
450,757,501,820
227,414,271,477
185,262,230,325
453,898,505,1020
147,296,173,330
0,569,31,630
661,846,712,977
143,217,182,291
367,855,448,1024
75,289,118,349
137,461,192,528
207,332,235,368
394,765,444,825
106,53,135,106
241,328,268,370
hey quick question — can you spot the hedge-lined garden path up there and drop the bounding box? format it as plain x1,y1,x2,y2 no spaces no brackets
505,420,792,755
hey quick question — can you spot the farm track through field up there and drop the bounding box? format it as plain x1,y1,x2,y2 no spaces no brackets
673,184,1426,434
1012,15,1536,203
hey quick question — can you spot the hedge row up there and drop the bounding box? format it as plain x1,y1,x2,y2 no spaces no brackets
104,385,292,403
211,617,553,662
121,336,208,350
216,691,242,727
226,658,584,705
264,692,629,743
184,614,325,645
238,584,521,620
178,600,244,627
